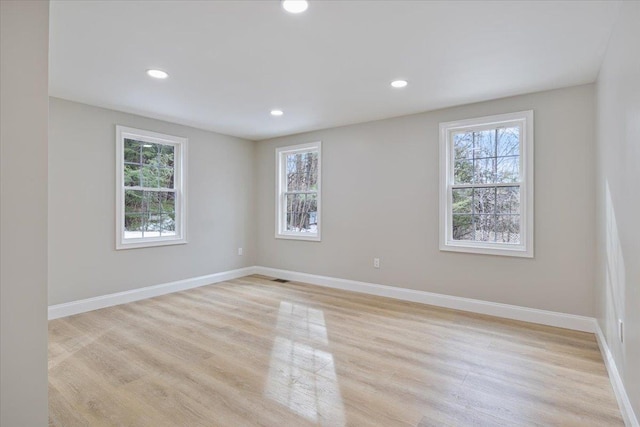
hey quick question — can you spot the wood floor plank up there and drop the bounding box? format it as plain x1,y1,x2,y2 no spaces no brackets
49,275,624,426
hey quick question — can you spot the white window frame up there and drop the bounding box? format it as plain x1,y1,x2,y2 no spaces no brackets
439,111,534,257
115,125,188,250
275,141,322,241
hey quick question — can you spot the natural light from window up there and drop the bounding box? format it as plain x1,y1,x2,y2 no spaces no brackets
265,301,345,425
116,126,187,249
439,111,533,257
276,142,321,241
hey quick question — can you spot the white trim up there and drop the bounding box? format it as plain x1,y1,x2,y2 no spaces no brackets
48,266,595,331
275,141,322,242
253,266,595,332
49,266,597,332
48,267,257,320
439,110,534,258
115,125,188,250
595,323,640,427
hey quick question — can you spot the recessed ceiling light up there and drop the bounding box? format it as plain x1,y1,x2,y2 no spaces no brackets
282,0,308,14
143,144,153,148
270,109,284,116
146,69,168,79
391,80,408,88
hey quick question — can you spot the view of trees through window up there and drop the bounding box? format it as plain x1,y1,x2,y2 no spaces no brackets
285,151,318,233
123,138,176,238
452,126,521,243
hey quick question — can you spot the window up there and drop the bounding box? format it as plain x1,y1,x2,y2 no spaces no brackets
276,142,321,241
439,111,533,257
116,126,187,249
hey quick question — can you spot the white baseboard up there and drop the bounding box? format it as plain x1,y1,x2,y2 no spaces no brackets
48,266,257,320
50,265,595,332
595,323,639,427
253,266,596,333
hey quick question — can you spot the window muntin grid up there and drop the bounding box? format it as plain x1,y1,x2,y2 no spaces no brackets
439,111,533,257
116,126,186,249
123,139,177,239
451,126,522,244
276,142,321,241
283,151,318,233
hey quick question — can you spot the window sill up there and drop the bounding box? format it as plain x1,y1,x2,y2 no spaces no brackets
275,233,321,242
116,238,187,250
440,241,533,258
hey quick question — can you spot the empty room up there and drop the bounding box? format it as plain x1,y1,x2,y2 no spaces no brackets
1,0,639,426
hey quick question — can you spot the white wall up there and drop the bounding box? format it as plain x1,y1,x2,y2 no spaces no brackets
1,1,50,425
595,0,640,421
256,85,596,316
48,98,256,305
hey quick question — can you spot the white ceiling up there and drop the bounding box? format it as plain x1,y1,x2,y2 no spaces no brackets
49,1,620,141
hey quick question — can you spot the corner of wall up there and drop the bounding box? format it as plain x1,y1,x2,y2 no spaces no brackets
593,1,640,423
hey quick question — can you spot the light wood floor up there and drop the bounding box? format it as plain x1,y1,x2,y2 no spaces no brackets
49,275,623,426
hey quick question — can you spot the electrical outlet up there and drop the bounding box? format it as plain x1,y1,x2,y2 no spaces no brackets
238,247,243,256
619,319,624,343
373,258,380,268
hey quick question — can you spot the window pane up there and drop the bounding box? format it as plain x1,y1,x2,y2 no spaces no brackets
285,193,295,212
124,164,140,187
158,191,175,213
145,191,162,214
473,214,495,242
455,130,497,159
474,129,496,158
124,189,144,213
141,144,159,165
285,193,318,233
124,213,144,238
140,165,159,187
160,144,175,167
124,140,175,189
286,154,297,174
124,213,143,228
496,186,520,214
452,188,472,213
155,193,176,236
124,190,174,239
452,214,473,241
496,215,520,244
286,152,318,192
142,143,174,167
454,127,522,185
160,213,176,236
473,187,495,215
124,139,141,163
124,189,144,238
453,132,474,160
451,187,521,244
496,127,520,157
124,139,175,188
454,159,473,184
158,167,174,188
496,156,519,183
474,157,495,183
137,165,175,189
146,214,162,236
